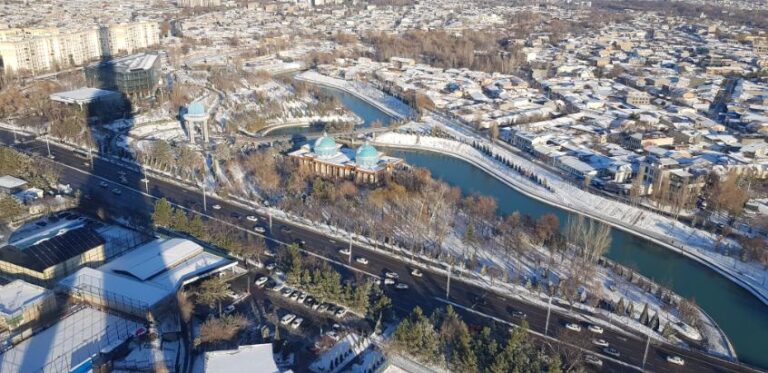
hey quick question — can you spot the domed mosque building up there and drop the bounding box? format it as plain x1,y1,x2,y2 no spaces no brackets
288,132,403,184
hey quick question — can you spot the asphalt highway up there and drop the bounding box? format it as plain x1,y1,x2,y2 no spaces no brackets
0,128,761,373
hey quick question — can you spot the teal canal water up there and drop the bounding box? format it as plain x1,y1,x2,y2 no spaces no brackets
312,83,768,368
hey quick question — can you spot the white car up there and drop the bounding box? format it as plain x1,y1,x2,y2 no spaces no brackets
584,355,603,367
280,314,296,325
253,226,266,233
264,250,276,257
565,323,582,332
588,325,604,334
290,317,303,329
246,215,258,222
384,271,399,279
666,356,685,366
355,257,369,265
411,269,423,277
212,204,222,210
395,283,409,290
592,339,609,347
383,278,395,285
254,276,269,287
338,248,352,256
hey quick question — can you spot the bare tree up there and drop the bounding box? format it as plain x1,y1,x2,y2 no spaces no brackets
566,215,612,261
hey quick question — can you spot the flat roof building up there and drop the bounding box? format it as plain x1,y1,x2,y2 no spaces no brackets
0,175,27,194
59,238,235,317
0,226,106,285
204,343,279,373
0,280,56,332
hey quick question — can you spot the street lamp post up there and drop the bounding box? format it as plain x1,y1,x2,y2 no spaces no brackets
544,296,553,336
45,137,52,158
348,233,353,264
446,265,452,300
641,333,651,370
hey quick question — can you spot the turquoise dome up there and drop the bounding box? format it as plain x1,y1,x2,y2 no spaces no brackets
188,102,205,116
355,142,379,168
313,132,338,157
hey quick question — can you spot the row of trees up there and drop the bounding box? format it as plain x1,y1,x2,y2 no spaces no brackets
391,306,562,372
152,198,246,253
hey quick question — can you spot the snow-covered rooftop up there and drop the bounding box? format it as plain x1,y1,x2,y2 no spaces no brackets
106,238,204,281
204,343,279,373
0,280,50,318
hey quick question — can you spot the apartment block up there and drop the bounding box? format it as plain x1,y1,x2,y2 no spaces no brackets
0,21,159,74
177,0,222,7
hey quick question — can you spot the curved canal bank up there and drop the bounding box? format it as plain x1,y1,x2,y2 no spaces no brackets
306,81,768,369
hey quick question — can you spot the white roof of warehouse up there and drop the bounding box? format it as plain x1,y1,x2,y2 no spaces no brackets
0,175,27,189
108,238,204,281
0,280,49,317
204,344,279,373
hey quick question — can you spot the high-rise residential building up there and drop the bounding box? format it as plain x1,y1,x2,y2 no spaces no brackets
0,21,159,74
100,21,160,57
177,0,222,8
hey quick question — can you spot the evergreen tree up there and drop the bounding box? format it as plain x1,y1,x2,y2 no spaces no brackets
187,214,205,238
152,198,173,227
639,303,650,325
649,312,660,331
616,297,626,315
172,208,189,231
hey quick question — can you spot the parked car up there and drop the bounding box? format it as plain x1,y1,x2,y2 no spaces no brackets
253,226,266,233
384,278,395,285
334,307,348,317
281,288,294,297
338,248,351,256
112,188,122,195
411,269,423,277
317,303,329,313
289,291,300,301
212,204,222,210
280,314,296,325
384,271,399,279
290,317,303,329
395,283,409,290
588,325,604,334
264,249,276,257
254,276,269,287
99,181,108,188
224,305,236,315
246,215,258,222
666,356,685,366
565,323,582,332
355,257,369,265
266,263,277,271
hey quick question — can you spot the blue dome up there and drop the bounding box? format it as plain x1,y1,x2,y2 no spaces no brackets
313,132,338,157
355,142,379,168
188,102,205,116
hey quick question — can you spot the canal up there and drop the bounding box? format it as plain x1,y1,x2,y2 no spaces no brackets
310,83,768,368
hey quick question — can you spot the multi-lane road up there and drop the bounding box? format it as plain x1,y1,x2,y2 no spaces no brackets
0,128,761,373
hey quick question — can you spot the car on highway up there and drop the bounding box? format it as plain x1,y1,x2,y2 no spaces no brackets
254,276,269,287
584,355,603,367
588,325,604,334
384,271,399,279
602,347,620,357
280,314,296,325
294,239,306,247
510,310,527,319
395,283,409,290
666,356,685,366
565,323,582,332
355,257,369,265
411,269,423,277
111,188,122,195
253,226,266,233
338,248,351,256
99,181,108,188
246,215,258,222
290,317,303,329
591,338,609,347
212,204,222,210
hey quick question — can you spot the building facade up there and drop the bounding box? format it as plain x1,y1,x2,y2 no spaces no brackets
85,53,160,97
289,133,402,184
178,0,222,7
0,22,159,74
